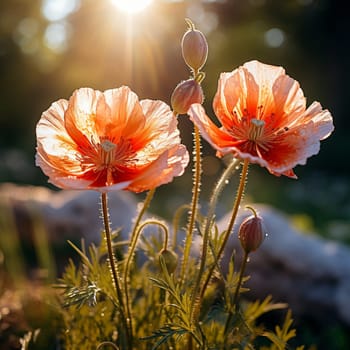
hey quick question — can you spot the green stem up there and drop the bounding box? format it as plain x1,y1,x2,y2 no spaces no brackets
131,219,169,251
100,193,131,350
185,17,195,31
224,251,249,337
123,189,155,342
219,159,249,261
199,159,249,303
97,341,120,350
233,252,249,311
161,221,169,250
190,158,240,321
180,125,202,284
187,334,193,350
203,158,241,249
171,204,191,250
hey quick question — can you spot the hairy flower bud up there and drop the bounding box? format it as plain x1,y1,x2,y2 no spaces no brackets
238,208,266,254
171,79,204,115
158,248,178,274
181,26,208,72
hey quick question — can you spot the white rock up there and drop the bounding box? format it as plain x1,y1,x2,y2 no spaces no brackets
217,204,350,326
1,184,350,326
0,183,137,245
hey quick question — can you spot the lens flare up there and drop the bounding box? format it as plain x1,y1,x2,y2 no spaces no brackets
110,0,153,14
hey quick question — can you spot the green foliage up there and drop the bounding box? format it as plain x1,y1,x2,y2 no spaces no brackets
55,218,306,350
55,242,120,350
146,256,203,348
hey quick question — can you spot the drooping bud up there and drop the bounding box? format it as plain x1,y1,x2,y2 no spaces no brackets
181,20,208,72
238,207,266,254
158,248,178,274
171,79,204,115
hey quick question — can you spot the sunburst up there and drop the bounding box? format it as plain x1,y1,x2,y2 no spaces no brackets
110,0,153,14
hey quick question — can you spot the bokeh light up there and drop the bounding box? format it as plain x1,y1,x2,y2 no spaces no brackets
13,18,40,55
41,0,80,22
264,28,285,48
43,22,71,53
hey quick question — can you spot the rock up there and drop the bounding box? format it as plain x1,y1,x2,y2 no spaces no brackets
0,183,137,242
216,204,350,327
0,183,138,273
1,184,350,328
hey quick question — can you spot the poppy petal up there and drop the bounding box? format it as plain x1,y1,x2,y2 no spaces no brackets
191,60,334,177
36,86,189,192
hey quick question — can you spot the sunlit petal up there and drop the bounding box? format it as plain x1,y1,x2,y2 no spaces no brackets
103,86,145,140
188,104,242,151
64,87,102,149
191,60,334,177
126,145,189,193
36,86,189,192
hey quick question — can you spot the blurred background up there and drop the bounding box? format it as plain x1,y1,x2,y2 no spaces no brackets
0,0,349,348
0,0,349,241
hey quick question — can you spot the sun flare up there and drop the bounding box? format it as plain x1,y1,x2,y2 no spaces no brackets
110,0,153,14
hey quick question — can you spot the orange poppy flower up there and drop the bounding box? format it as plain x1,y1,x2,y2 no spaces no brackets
36,86,189,192
188,60,334,178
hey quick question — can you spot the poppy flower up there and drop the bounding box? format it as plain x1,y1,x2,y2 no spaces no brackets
36,86,189,192
188,60,334,178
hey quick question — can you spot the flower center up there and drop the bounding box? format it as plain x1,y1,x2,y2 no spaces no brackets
100,140,116,166
248,118,265,142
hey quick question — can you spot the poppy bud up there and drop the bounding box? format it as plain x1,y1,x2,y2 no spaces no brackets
171,79,204,115
181,23,208,72
158,248,178,274
238,208,266,254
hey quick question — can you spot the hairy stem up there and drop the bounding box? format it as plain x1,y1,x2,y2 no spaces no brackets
199,159,249,304
180,125,202,284
218,159,249,262
204,158,241,247
171,204,191,250
190,158,241,321
100,192,131,350
233,252,249,311
224,251,249,338
123,189,155,342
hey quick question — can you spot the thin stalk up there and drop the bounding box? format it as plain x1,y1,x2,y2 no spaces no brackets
233,252,249,311
180,125,202,284
97,342,120,350
188,336,193,350
171,204,191,250
100,193,131,350
160,221,169,250
191,331,204,350
199,159,249,303
203,158,241,246
123,189,155,341
190,158,240,321
218,159,249,264
224,251,249,337
131,219,169,251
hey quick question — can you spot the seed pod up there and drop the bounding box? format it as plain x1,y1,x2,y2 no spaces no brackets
238,209,266,254
171,79,204,115
158,248,178,274
181,25,208,72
